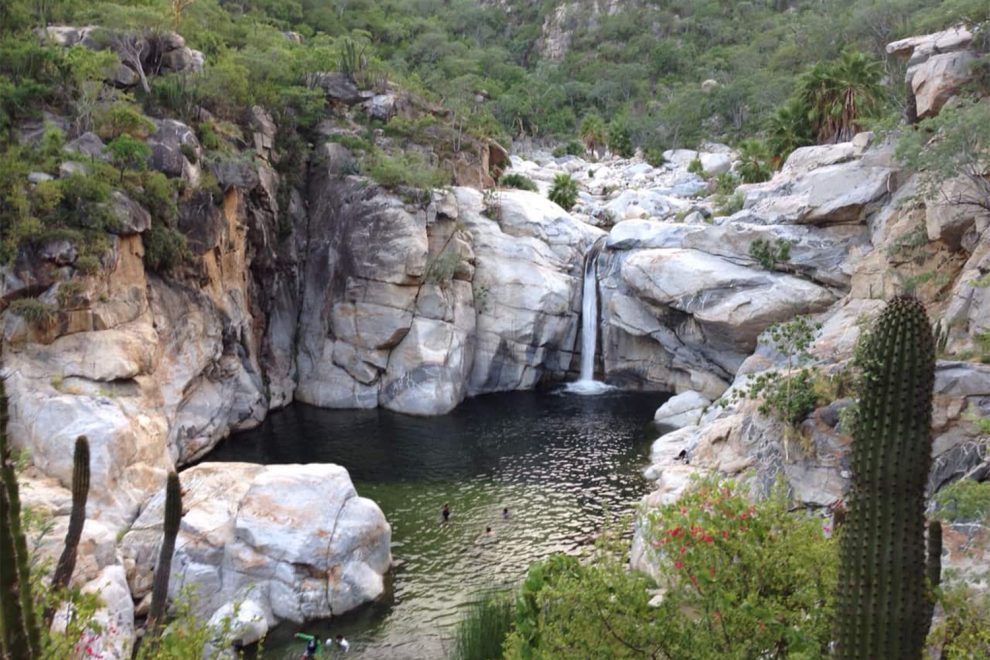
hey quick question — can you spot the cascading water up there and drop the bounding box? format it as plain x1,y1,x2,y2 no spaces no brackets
566,236,611,395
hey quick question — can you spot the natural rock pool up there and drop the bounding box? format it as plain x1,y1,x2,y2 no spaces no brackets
203,389,664,658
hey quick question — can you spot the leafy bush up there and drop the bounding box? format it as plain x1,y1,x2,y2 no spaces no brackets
329,133,373,152
736,139,774,183
498,173,537,191
6,297,56,326
935,479,990,523
365,150,451,190
106,134,151,181
547,173,578,211
143,223,190,274
927,583,990,658
714,190,744,216
687,156,705,175
453,591,515,660
750,237,793,270
93,99,155,140
425,250,462,284
644,147,666,167
551,140,585,158
508,477,838,659
607,117,634,158
714,172,739,195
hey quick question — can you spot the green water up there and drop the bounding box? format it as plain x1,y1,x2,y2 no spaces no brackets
205,389,664,658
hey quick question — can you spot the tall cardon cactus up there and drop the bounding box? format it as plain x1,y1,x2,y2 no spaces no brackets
147,470,182,630
835,295,938,659
1,376,43,658
45,435,91,625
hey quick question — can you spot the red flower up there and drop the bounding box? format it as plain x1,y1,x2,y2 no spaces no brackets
674,560,685,570
679,545,687,554
721,530,730,539
669,526,683,537
702,535,714,543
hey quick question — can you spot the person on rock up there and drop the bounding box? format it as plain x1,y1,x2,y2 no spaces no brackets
441,503,450,522
302,637,318,658
336,634,350,653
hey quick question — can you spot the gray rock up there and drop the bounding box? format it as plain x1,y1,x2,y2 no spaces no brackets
365,94,398,121
147,118,201,182
59,161,88,178
312,72,363,105
28,171,54,184
64,132,107,160
911,50,978,119
109,191,151,235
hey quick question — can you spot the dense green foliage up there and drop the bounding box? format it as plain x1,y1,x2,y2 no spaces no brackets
501,478,837,659
836,296,936,660
497,173,537,192
935,479,990,523
547,173,578,211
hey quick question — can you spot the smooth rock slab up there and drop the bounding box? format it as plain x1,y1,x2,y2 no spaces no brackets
654,391,711,429
120,463,391,625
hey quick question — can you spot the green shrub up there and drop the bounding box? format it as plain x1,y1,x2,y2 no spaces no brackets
935,479,990,523
7,297,56,326
547,173,578,211
750,237,793,270
714,171,739,195
714,190,744,216
644,147,666,167
365,150,451,190
143,223,190,273
74,254,101,275
551,140,585,158
138,171,178,224
607,118,634,158
329,133,373,152
687,156,705,175
55,279,85,308
927,584,990,658
454,591,515,660
498,173,537,191
93,99,155,140
425,250,462,284
736,139,774,183
509,477,838,658
106,134,151,182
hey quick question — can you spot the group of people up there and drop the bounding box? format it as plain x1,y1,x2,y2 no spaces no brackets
302,634,349,658
441,503,510,542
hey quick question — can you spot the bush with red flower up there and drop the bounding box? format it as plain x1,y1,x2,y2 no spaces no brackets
504,476,837,659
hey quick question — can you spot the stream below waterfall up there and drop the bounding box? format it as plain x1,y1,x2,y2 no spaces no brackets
202,389,665,659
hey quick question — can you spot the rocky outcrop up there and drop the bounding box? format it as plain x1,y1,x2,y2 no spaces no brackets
119,463,391,625
887,26,978,119
295,150,602,415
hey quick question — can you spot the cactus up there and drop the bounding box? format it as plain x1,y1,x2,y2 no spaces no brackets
0,376,42,658
835,296,936,659
927,519,942,590
44,435,90,625
147,471,182,631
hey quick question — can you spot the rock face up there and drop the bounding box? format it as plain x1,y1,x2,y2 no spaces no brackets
887,25,978,119
119,463,391,625
295,154,602,415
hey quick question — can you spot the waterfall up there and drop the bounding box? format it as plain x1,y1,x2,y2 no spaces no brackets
567,237,611,395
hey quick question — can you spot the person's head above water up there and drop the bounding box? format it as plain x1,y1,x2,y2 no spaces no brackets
486,526,492,533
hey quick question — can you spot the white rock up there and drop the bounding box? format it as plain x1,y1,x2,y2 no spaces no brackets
207,600,270,647
120,463,391,625
654,391,712,428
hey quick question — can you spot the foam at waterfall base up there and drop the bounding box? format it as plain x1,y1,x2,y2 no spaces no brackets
563,379,614,395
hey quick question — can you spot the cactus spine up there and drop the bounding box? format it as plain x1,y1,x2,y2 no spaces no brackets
147,471,182,631
0,376,42,658
835,296,936,659
44,435,90,625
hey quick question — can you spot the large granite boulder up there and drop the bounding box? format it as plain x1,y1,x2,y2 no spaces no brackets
119,463,391,625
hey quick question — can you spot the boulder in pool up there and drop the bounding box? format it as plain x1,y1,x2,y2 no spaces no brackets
120,462,391,625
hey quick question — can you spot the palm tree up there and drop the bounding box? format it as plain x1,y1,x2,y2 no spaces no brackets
580,114,606,159
795,51,885,144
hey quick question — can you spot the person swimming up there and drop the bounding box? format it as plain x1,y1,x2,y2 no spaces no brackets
442,503,450,522
502,507,510,519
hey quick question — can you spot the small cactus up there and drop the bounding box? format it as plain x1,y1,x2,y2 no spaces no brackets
927,519,943,590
